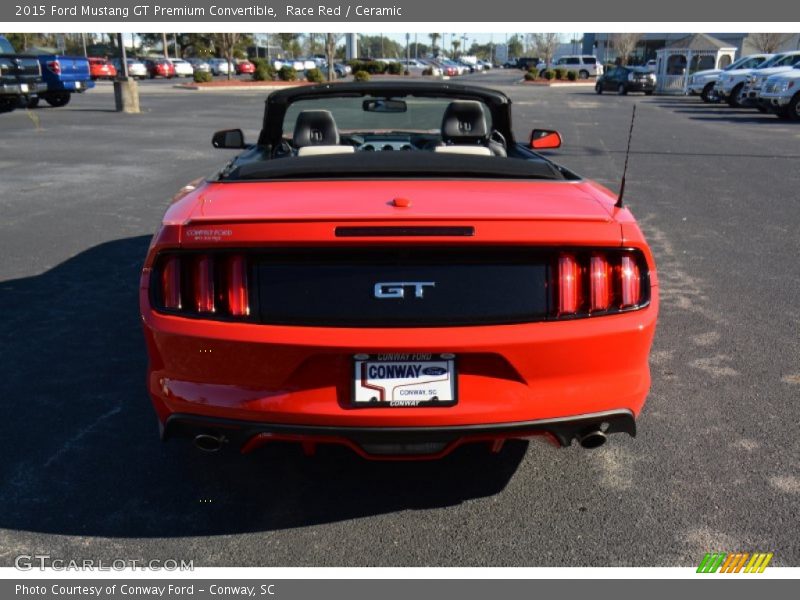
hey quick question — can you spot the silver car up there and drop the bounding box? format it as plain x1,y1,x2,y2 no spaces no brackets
187,58,210,74
111,58,147,80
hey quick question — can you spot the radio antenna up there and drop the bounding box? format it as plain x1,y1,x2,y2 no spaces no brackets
616,104,637,208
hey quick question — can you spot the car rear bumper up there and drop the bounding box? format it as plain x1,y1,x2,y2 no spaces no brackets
142,285,658,457
162,408,637,459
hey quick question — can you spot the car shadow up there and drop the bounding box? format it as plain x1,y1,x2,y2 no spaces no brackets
0,236,528,539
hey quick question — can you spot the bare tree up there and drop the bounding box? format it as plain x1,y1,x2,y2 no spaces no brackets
749,33,792,53
531,33,560,68
214,33,240,80
610,33,642,65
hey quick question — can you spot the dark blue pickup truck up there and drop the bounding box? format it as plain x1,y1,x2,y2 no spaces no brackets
32,53,95,107
0,35,45,112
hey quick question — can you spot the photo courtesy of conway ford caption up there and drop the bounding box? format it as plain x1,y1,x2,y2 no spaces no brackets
140,81,658,460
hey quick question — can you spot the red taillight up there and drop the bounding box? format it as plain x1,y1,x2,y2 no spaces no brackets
556,250,646,317
619,254,642,307
589,255,611,311
193,255,215,313
557,254,581,315
227,255,250,316
156,253,249,319
46,60,61,75
161,256,181,309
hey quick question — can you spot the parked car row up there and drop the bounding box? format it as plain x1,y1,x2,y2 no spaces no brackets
507,55,604,79
689,50,800,120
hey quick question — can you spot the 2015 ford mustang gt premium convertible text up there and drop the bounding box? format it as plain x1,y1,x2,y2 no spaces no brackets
140,81,658,460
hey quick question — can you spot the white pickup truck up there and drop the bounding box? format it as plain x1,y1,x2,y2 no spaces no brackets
688,54,772,102
740,52,800,110
715,51,800,107
758,65,800,120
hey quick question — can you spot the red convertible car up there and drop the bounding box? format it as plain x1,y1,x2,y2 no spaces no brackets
140,82,658,460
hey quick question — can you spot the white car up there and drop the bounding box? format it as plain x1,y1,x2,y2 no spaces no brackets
547,55,603,79
110,58,147,79
715,51,800,107
688,54,772,101
170,58,194,78
759,65,800,120
208,58,232,75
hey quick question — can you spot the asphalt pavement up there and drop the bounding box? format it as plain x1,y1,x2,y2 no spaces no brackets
1,70,798,567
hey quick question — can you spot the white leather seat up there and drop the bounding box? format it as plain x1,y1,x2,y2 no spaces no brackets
297,146,355,157
433,146,492,156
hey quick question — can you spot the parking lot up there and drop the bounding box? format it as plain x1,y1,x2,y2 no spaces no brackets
1,69,798,567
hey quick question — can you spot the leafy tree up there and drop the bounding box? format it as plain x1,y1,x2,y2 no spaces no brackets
507,34,524,59
408,42,429,58
359,35,403,59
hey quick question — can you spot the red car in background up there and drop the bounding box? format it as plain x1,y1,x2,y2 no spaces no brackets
88,57,117,80
141,82,658,460
143,58,175,79
235,60,255,75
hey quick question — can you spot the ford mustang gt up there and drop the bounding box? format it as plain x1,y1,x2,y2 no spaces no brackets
140,81,658,459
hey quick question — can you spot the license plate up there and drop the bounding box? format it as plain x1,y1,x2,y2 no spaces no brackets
353,353,456,407
75,81,81,89
20,83,28,93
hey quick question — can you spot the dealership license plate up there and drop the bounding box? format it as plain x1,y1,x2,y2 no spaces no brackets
20,83,28,93
75,81,81,89
353,354,456,407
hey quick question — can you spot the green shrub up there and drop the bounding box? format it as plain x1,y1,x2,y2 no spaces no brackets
353,70,370,82
347,59,366,73
386,61,403,75
524,71,536,81
421,67,434,76
193,70,212,83
543,69,555,80
278,65,297,81
567,70,577,81
252,60,275,81
554,67,567,80
362,61,386,74
305,68,325,83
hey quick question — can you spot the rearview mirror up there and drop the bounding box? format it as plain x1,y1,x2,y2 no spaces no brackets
212,129,245,149
530,129,562,150
363,99,407,113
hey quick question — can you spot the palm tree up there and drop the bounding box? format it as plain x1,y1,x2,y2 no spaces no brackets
429,33,440,57
452,40,460,58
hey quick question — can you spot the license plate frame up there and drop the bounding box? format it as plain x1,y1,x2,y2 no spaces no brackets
352,353,457,408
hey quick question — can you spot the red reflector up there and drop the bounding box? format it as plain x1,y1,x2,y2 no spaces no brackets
558,254,580,315
161,256,181,309
194,255,215,313
620,254,642,307
47,60,61,75
227,255,249,316
589,255,611,311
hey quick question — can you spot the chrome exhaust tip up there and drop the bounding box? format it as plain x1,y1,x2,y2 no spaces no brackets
578,430,607,449
193,434,224,453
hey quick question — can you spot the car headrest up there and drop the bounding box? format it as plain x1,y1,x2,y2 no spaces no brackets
293,110,340,148
441,101,489,144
